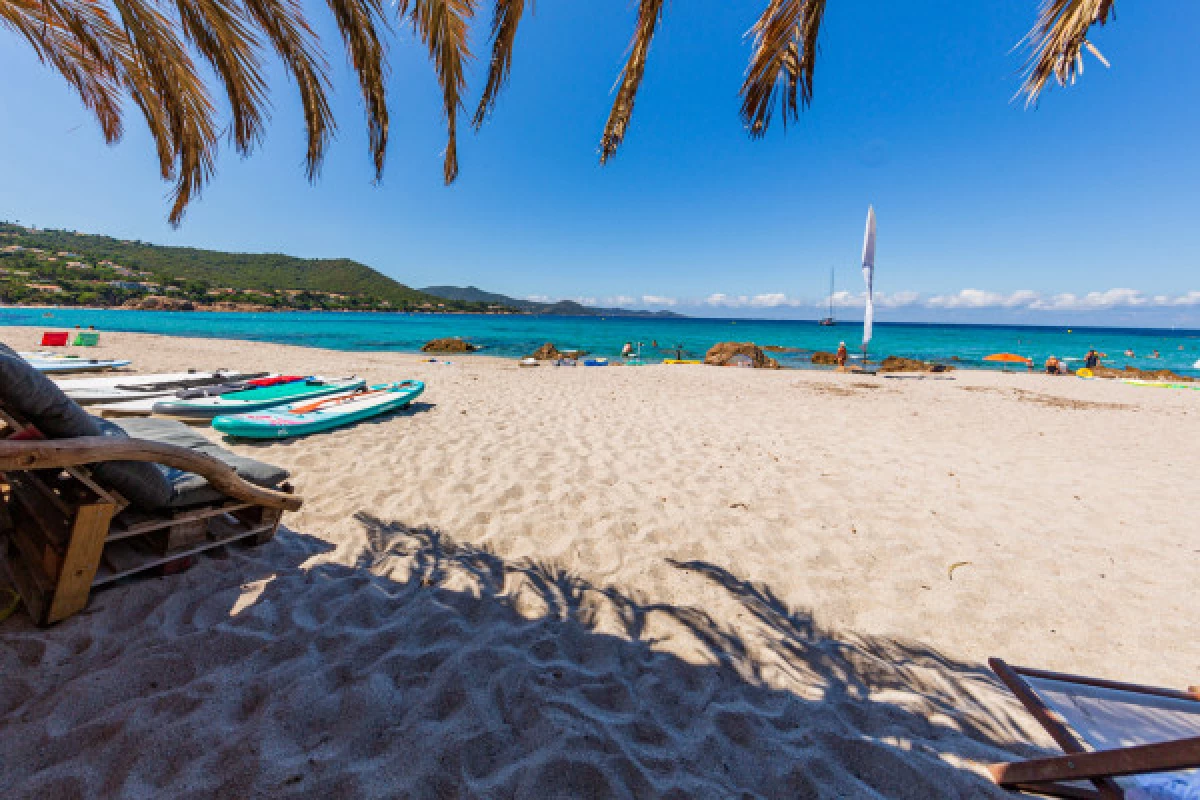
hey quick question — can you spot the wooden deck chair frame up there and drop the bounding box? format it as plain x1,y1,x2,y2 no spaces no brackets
0,407,301,626
989,658,1200,799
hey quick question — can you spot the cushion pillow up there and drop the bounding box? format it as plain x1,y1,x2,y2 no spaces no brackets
109,417,289,508
0,342,100,438
0,344,174,507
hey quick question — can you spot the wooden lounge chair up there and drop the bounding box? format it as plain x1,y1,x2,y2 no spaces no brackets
0,344,302,626
988,658,1200,799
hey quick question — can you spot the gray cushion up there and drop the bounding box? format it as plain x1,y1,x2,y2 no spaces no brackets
108,417,289,508
0,344,171,505
0,342,100,437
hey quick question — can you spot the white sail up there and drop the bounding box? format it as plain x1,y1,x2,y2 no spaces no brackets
861,205,876,350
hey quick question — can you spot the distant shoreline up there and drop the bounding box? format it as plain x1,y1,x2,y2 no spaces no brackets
7,304,1200,334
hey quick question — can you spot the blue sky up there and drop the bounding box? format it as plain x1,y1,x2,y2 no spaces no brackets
1,0,1198,324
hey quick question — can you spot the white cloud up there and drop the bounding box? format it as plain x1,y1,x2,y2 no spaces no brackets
1031,288,1149,310
703,293,803,308
926,289,1039,309
550,287,1200,315
821,290,921,309
1156,291,1200,307
704,293,741,307
641,294,677,306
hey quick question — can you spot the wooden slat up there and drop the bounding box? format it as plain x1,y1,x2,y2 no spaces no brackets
8,496,63,577
46,502,115,623
991,737,1200,785
107,501,252,542
0,438,302,512
989,658,1124,799
91,523,271,587
6,472,72,548
2,538,51,625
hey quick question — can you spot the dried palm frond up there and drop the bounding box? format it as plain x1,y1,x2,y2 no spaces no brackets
740,0,825,136
1020,0,1115,104
0,0,124,142
325,0,390,179
173,0,267,156
2,0,387,220
599,0,665,163
110,0,219,225
472,0,527,129
241,0,335,179
400,0,476,183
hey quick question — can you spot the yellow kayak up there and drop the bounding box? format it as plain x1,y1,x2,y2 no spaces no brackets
662,359,702,365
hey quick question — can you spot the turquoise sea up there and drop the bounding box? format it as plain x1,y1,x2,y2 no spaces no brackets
3,307,1199,376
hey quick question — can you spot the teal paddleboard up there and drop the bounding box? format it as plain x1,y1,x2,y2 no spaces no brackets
153,377,365,419
212,381,424,439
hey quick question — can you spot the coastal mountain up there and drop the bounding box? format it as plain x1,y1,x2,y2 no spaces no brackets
422,286,683,318
1,224,681,317
1,224,469,311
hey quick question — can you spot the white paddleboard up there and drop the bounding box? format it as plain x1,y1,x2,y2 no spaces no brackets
23,356,132,373
54,371,207,391
66,371,267,404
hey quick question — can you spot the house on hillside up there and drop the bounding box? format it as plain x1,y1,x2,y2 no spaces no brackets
28,283,64,293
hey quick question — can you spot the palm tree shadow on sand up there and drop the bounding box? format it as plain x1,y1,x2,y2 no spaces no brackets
1,512,1048,798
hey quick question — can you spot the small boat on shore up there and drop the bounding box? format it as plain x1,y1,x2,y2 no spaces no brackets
212,381,425,439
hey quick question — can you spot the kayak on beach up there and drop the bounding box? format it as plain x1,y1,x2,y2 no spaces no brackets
212,381,425,439
151,376,365,418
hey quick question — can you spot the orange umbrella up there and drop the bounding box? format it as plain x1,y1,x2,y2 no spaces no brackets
984,353,1032,364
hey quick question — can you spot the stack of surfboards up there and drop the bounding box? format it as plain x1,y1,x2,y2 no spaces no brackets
60,371,426,439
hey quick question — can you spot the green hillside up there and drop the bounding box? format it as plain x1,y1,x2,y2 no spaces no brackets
0,223,493,311
422,285,683,318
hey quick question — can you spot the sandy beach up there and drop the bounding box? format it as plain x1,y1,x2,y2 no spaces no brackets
2,327,1197,798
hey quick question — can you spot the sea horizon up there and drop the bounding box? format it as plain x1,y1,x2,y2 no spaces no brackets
5,306,1198,375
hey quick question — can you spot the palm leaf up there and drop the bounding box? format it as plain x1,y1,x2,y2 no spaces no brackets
599,0,665,163
325,0,390,178
0,0,125,142
109,0,220,224
400,0,476,183
173,0,267,156
740,0,825,137
1019,0,1115,104
240,0,335,179
471,0,527,129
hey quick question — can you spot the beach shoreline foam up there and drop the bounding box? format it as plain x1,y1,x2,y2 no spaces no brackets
1,327,1196,797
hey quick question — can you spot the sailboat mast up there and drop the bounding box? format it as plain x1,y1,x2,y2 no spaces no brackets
828,267,835,320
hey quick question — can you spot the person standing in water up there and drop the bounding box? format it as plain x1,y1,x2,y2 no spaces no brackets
1084,349,1100,369
836,342,848,367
